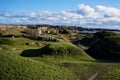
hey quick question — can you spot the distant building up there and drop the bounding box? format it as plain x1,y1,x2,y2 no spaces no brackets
0,25,27,31
48,28,59,34
25,25,48,37
25,28,41,37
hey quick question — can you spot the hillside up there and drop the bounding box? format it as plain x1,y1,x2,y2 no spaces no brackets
0,36,120,80
0,50,74,80
21,42,93,60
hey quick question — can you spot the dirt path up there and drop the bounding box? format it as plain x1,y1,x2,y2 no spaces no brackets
88,72,100,80
88,64,110,80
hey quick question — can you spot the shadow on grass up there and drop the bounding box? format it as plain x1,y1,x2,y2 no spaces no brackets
21,44,53,57
21,49,43,57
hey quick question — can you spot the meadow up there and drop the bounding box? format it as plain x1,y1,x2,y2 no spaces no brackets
0,30,120,80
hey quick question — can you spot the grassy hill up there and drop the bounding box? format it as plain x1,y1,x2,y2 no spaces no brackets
0,38,97,80
0,50,74,80
87,36,120,60
1,37,120,80
93,31,119,38
91,31,119,45
21,42,93,61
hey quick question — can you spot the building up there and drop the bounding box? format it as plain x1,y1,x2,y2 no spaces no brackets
25,25,48,37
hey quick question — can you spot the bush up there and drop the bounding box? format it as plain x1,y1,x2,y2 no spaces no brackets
0,38,14,45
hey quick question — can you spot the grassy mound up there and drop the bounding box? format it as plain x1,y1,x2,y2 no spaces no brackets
21,42,93,60
0,50,74,80
94,31,119,38
87,36,120,60
91,31,119,44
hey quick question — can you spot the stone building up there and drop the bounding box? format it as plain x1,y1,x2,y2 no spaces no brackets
25,25,48,37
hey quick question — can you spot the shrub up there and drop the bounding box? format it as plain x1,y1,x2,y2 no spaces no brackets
0,38,14,45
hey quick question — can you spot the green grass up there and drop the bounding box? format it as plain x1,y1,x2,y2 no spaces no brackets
1,28,120,80
0,49,105,80
0,37,48,49
40,42,91,58
21,42,93,61
93,31,119,39
97,63,120,80
1,37,119,80
0,38,98,80
0,38,14,45
60,62,103,80
31,56,104,80
0,50,75,80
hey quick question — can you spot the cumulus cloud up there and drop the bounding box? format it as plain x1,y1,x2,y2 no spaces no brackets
77,4,100,18
0,4,120,29
96,5,120,17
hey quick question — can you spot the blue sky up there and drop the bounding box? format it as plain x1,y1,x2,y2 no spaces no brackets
0,0,120,29
0,0,120,13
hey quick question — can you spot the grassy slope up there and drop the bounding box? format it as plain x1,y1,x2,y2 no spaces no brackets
88,36,120,60
31,56,104,80
0,48,103,80
1,37,120,80
97,64,120,80
0,37,48,50
36,42,93,60
0,50,74,80
94,31,119,38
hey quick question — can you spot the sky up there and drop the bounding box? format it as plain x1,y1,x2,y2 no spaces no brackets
0,0,120,29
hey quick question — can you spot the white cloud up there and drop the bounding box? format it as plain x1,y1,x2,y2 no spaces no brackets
30,12,38,17
0,4,120,29
77,4,100,18
96,5,120,17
